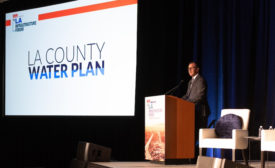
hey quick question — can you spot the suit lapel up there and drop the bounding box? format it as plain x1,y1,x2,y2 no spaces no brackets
189,74,200,93
192,74,200,87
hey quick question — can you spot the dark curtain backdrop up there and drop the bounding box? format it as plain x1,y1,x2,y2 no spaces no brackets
176,0,275,128
0,0,275,167
175,0,275,158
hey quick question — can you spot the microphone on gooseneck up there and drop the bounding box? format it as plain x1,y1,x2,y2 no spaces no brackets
164,80,184,95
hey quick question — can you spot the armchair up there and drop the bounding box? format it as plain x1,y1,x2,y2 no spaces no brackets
199,109,250,164
261,129,275,168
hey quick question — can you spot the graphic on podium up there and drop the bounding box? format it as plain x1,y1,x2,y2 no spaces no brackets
145,95,165,161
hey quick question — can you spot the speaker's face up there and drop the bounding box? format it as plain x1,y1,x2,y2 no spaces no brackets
188,63,199,77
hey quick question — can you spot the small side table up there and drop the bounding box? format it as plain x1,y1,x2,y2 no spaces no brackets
245,136,261,165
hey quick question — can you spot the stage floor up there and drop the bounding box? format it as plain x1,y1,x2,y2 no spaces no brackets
89,161,275,168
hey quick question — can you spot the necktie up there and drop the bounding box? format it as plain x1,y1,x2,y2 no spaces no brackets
190,78,194,88
187,79,194,96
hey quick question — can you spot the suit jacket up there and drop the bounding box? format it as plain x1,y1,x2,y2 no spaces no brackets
182,74,209,117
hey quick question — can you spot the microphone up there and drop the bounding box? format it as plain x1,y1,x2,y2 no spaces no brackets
164,80,184,95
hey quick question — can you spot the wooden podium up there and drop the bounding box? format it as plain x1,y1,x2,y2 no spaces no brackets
145,95,195,163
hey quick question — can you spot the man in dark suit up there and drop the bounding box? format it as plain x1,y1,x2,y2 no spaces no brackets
182,62,209,157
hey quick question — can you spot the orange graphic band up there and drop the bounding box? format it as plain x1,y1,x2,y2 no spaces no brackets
6,20,11,26
38,0,137,21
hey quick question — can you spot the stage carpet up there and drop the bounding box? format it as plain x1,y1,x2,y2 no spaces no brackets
88,161,275,168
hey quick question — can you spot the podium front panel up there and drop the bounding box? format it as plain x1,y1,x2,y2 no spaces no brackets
165,96,195,159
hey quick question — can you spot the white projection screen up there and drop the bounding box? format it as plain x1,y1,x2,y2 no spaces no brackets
5,0,137,116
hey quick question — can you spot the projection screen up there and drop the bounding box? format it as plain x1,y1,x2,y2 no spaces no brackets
5,0,137,116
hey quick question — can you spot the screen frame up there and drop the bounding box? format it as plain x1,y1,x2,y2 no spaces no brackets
2,0,139,117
